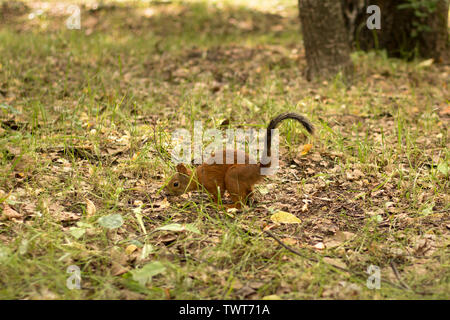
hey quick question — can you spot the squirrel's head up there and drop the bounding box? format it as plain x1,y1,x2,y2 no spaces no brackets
166,163,194,195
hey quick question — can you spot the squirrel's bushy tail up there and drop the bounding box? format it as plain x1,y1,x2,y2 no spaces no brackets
260,112,314,168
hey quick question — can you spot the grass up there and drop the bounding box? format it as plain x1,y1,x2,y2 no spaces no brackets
0,0,449,299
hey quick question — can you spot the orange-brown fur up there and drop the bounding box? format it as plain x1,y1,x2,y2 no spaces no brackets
166,113,314,209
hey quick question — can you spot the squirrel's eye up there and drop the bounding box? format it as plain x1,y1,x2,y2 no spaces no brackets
173,182,179,187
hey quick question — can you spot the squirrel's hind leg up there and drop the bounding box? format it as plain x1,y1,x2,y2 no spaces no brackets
225,181,250,209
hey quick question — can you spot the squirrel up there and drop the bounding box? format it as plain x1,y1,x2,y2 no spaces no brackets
165,112,314,209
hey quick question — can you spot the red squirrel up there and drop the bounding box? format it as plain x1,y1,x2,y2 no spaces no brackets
165,113,314,208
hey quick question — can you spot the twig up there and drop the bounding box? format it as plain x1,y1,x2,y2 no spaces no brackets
390,261,412,291
263,229,410,291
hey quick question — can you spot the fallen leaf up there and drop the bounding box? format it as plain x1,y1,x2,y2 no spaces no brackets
439,106,450,116
324,231,355,248
159,234,177,244
282,237,297,246
230,279,243,290
270,211,301,224
346,169,364,181
324,239,342,249
323,257,347,269
152,198,171,212
155,223,201,234
21,202,37,216
236,286,256,298
417,58,434,68
140,244,155,260
111,262,129,276
226,207,237,218
85,199,96,217
125,245,138,255
300,144,313,156
313,242,325,250
1,203,23,220
98,214,124,229
263,224,278,231
46,203,80,222
130,261,166,286
69,227,86,239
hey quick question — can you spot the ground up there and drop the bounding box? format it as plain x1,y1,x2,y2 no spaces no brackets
0,0,449,299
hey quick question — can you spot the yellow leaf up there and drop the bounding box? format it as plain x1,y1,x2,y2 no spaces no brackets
125,244,137,255
270,211,301,224
300,144,313,156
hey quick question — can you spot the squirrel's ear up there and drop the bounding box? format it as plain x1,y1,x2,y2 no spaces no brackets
176,163,189,174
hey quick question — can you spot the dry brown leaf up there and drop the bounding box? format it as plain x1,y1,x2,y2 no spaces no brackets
346,169,364,181
325,231,355,248
439,105,450,116
323,257,347,269
111,262,129,276
263,223,279,231
324,239,342,249
1,203,23,220
159,234,177,244
282,237,297,246
152,198,170,211
47,203,80,222
85,199,96,217
59,211,80,221
21,202,37,216
335,231,355,241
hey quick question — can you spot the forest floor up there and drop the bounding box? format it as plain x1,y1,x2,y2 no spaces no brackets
0,0,449,299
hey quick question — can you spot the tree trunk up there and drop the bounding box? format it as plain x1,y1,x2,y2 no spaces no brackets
341,0,449,62
298,0,353,81
420,0,449,62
